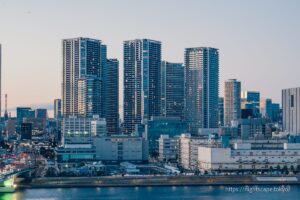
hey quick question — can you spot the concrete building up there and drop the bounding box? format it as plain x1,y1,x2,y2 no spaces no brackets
158,135,179,162
62,37,106,117
54,99,62,119
282,87,300,135
198,140,300,172
179,134,209,170
224,79,241,127
184,47,219,134
123,39,161,134
160,61,184,119
93,135,148,162
102,59,119,135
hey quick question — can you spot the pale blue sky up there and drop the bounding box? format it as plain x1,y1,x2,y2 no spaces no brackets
0,0,299,117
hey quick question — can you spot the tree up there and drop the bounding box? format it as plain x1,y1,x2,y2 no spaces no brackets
276,165,281,171
297,165,300,173
282,165,288,174
290,165,295,174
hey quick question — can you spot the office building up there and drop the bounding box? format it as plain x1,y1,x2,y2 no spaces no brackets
237,118,270,139
16,107,35,124
62,116,92,145
20,122,32,140
145,116,187,155
241,91,260,102
35,108,47,119
56,135,148,164
62,37,106,117
224,79,241,126
54,99,62,119
241,91,260,117
282,87,300,135
160,61,184,119
271,103,281,122
23,118,47,136
102,59,119,135
123,39,161,134
184,47,219,134
56,143,96,164
260,98,273,119
218,97,224,127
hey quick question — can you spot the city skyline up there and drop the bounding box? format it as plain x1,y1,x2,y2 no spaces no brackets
0,0,300,117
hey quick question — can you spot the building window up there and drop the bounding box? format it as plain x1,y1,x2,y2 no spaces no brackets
291,95,294,107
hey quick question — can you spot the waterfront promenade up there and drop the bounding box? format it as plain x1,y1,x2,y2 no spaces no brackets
15,175,300,188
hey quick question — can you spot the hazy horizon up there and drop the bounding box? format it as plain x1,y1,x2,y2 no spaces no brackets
1,0,300,117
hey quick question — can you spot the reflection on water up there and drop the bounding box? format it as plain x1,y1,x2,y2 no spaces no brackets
0,192,23,200
0,186,299,200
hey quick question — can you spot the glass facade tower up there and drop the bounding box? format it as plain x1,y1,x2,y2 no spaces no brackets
123,39,161,134
184,47,219,134
160,61,184,119
102,59,119,135
224,79,241,126
62,37,106,117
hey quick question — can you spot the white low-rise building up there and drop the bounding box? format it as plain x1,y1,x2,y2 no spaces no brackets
179,134,209,170
198,142,300,172
158,135,179,162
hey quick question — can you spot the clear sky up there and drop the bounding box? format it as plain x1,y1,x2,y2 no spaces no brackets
0,0,299,117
